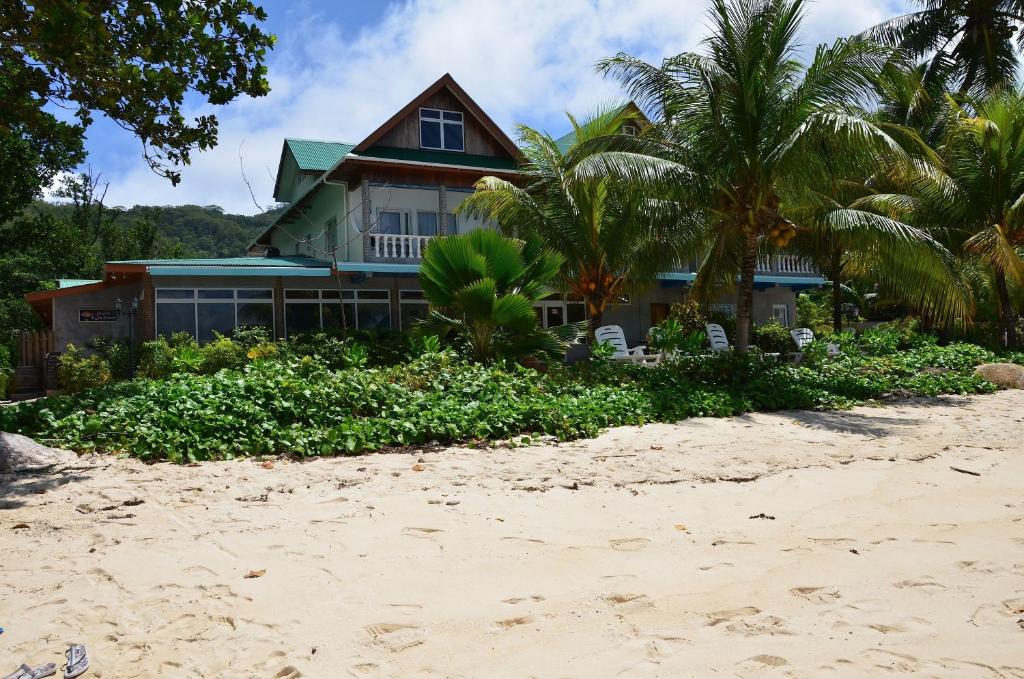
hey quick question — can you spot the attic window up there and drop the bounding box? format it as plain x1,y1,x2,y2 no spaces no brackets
622,124,639,137
420,108,464,152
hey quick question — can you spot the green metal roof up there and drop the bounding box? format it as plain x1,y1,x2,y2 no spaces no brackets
110,257,329,268
355,146,518,171
58,278,101,289
285,139,356,171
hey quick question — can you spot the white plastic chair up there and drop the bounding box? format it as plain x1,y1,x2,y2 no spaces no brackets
706,323,730,353
594,325,660,364
790,327,840,362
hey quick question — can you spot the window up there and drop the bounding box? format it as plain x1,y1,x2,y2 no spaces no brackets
399,289,430,330
155,288,274,342
772,303,790,326
284,289,391,336
378,210,404,235
709,303,737,317
622,124,639,136
445,212,457,234
533,294,586,329
416,211,438,237
420,108,464,152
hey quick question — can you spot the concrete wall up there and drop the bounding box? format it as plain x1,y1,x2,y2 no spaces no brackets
52,282,144,350
269,184,348,261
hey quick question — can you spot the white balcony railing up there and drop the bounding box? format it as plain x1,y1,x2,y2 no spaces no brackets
370,233,433,260
756,253,817,275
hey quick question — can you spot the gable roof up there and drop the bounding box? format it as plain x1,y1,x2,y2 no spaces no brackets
353,73,521,159
286,139,356,171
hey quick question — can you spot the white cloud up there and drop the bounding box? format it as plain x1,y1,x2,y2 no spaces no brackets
98,0,906,214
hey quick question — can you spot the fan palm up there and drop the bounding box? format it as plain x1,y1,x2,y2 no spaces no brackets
416,229,584,364
598,0,912,350
458,106,702,336
867,0,1024,98
861,89,1024,346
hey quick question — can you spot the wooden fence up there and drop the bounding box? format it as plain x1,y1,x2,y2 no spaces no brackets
18,329,54,368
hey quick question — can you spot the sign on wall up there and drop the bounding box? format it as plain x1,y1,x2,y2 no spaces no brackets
79,309,119,322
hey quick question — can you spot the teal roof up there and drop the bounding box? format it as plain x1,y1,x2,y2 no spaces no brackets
110,257,329,268
58,279,101,289
355,146,518,171
285,139,356,171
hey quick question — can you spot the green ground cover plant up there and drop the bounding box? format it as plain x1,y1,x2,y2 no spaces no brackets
1,325,1014,462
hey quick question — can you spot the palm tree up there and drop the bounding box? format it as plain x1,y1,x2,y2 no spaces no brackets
598,0,911,351
861,89,1024,347
867,0,1024,98
416,229,584,363
458,107,702,336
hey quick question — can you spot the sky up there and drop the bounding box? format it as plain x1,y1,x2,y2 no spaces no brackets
68,0,912,215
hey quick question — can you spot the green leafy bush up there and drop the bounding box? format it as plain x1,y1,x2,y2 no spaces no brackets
88,337,132,379
231,325,272,351
0,346,13,399
201,334,246,373
137,337,176,379
57,344,112,393
2,336,1014,463
752,320,793,354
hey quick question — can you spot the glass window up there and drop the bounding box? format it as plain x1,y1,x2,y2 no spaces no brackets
358,303,391,330
198,289,233,299
285,303,320,336
772,304,790,326
157,289,194,300
237,302,273,329
445,212,457,234
237,289,272,299
420,108,464,152
567,302,586,324
156,302,196,338
417,211,438,237
400,303,430,331
420,117,442,149
378,210,402,235
322,301,356,331
400,290,426,301
358,290,389,300
198,303,235,342
285,289,318,299
546,306,564,328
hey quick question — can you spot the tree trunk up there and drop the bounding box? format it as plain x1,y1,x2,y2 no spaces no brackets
735,228,759,352
994,269,1017,348
831,276,843,334
586,297,604,345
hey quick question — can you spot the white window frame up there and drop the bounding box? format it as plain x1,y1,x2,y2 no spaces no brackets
398,290,430,330
154,288,275,341
284,289,391,336
772,303,790,326
533,294,586,328
377,209,409,235
709,303,737,317
622,123,639,136
415,211,439,237
419,107,465,152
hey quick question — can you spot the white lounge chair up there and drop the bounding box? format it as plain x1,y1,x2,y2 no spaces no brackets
706,323,730,353
595,325,660,364
790,327,840,362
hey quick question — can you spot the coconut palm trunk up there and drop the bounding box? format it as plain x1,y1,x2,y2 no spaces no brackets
994,269,1017,348
735,228,759,350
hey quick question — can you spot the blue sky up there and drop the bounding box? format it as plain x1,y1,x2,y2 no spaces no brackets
70,0,910,214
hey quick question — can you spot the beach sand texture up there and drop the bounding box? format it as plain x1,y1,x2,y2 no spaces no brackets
2,391,1023,678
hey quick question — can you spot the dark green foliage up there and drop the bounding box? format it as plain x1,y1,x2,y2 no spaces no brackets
57,345,112,393
1,334,1013,462
0,0,274,222
752,320,794,354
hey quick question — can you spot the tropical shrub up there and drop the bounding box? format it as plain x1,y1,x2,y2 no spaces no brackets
0,346,13,399
796,292,833,336
417,230,585,363
201,334,246,373
752,320,794,354
136,337,176,379
231,325,272,351
57,344,112,393
88,337,132,380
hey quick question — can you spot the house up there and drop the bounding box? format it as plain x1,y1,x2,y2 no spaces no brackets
25,73,825,356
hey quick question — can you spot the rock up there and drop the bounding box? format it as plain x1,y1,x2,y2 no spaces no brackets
0,432,77,473
974,363,1024,389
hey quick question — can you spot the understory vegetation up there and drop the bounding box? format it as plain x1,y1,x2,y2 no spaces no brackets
2,323,1018,462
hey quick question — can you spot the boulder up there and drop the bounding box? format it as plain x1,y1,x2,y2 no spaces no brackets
974,362,1024,389
0,431,77,473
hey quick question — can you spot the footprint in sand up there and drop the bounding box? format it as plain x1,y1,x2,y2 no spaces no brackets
742,655,789,667
707,606,760,626
365,623,424,652
501,595,545,604
493,615,535,629
401,527,443,538
609,538,651,552
790,586,841,604
893,578,947,591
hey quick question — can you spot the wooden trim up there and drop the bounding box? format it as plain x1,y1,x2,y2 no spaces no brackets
105,263,147,274
353,73,521,160
25,281,108,303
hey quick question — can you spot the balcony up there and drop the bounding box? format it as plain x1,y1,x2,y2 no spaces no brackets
368,233,433,262
675,253,819,277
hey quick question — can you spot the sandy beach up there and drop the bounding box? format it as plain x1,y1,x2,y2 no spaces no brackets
2,391,1023,678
